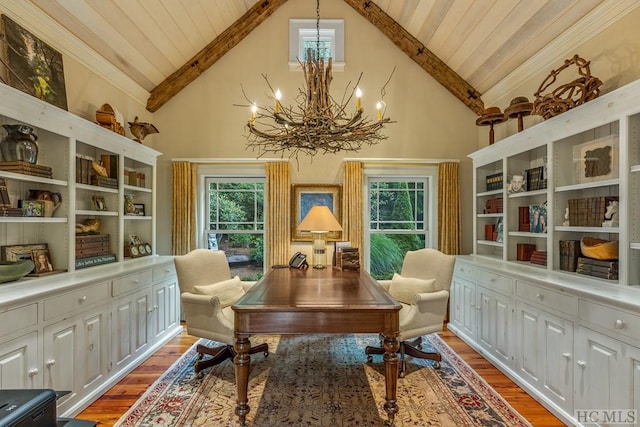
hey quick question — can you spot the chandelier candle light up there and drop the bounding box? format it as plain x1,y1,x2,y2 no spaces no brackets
297,205,343,269
241,0,393,159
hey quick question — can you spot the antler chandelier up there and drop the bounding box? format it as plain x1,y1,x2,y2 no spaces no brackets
241,0,393,159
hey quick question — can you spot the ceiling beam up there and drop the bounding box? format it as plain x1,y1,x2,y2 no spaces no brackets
343,0,484,115
146,0,288,112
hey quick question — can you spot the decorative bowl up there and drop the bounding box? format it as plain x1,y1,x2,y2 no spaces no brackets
580,237,619,260
0,260,35,284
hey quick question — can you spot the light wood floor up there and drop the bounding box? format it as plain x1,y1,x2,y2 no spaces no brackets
77,324,566,426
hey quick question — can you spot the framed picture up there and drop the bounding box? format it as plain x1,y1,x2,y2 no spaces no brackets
92,196,107,211
22,200,44,217
1,243,48,262
291,184,342,242
32,248,53,273
495,218,504,243
573,135,619,184
129,234,142,245
529,204,548,234
0,15,68,110
133,203,145,216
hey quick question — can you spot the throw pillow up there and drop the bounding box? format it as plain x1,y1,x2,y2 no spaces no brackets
388,273,436,304
193,276,244,308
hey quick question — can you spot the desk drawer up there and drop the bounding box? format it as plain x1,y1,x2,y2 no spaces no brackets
0,303,38,337
579,300,640,342
152,264,175,283
477,269,514,296
44,282,109,321
112,269,152,296
516,281,576,316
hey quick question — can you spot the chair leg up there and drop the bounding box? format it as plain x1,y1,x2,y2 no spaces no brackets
365,337,441,376
403,342,441,369
194,342,270,378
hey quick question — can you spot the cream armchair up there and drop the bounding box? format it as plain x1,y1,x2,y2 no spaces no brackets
174,249,268,378
365,248,455,377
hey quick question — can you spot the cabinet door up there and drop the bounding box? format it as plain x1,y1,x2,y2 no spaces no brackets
111,289,151,374
0,332,40,389
451,277,476,339
516,302,573,412
151,282,167,340
574,326,631,424
477,286,514,367
79,306,109,394
44,317,79,406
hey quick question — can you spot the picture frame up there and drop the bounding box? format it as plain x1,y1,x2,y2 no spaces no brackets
133,203,145,216
22,200,44,217
291,184,342,242
495,218,504,243
0,15,68,110
529,204,548,234
573,135,619,184
92,196,107,211
129,234,142,245
1,243,48,262
31,248,53,273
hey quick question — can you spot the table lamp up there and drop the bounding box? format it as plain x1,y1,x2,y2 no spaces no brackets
297,205,343,268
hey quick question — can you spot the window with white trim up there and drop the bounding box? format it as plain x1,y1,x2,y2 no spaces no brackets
365,167,437,279
204,177,265,280
289,19,344,71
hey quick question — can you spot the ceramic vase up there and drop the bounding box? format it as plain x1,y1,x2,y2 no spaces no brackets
0,124,39,164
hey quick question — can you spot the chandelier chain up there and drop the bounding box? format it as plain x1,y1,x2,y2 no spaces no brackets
316,0,321,61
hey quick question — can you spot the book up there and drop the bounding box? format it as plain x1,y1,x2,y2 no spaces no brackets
516,243,536,261
100,154,119,178
577,256,618,269
559,240,580,272
0,178,10,206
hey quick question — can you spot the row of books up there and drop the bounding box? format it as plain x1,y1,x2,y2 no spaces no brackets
124,169,146,188
558,240,580,272
530,250,547,266
567,196,618,227
485,172,503,191
524,166,547,191
484,197,503,214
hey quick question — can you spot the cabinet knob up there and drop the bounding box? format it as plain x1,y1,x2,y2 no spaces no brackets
614,319,626,329
536,293,543,300
28,368,39,377
46,359,56,367
154,305,159,311
577,360,586,368
147,308,154,313
79,295,87,303
133,279,139,284
562,352,571,359
89,344,94,352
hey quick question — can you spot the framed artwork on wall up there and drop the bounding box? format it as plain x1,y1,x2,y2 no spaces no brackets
291,184,342,242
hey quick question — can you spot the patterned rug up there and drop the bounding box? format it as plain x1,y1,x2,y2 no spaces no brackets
115,334,531,426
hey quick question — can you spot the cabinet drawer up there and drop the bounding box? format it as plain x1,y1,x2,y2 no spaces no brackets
0,303,38,337
152,264,176,283
477,269,514,295
579,300,640,342
516,281,577,316
112,269,152,296
44,282,109,321
453,261,475,282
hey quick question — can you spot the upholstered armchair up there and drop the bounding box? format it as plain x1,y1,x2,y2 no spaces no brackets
365,248,455,377
174,249,268,377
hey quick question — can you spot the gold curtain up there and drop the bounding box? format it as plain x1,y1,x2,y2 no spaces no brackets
266,162,291,267
171,161,197,255
438,162,461,255
343,161,364,262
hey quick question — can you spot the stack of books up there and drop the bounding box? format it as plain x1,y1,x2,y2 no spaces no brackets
0,161,53,178
485,172,503,191
576,257,618,280
525,166,546,191
75,234,116,269
516,243,536,261
559,240,580,272
484,197,503,214
568,196,618,227
530,250,547,266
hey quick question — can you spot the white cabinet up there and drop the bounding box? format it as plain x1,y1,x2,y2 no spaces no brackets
151,277,179,341
450,275,476,340
0,331,40,389
477,285,514,368
111,288,151,374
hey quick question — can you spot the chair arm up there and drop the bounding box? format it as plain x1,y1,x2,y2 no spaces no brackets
398,290,450,341
377,280,391,291
181,292,234,337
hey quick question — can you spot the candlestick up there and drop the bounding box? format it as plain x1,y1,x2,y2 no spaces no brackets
376,102,382,121
275,89,282,113
250,104,257,125
356,87,362,111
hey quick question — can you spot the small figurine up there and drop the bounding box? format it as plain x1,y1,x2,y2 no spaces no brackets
602,200,619,227
563,207,570,226
76,218,101,234
128,116,159,143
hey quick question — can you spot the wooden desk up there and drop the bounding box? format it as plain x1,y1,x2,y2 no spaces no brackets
232,267,402,426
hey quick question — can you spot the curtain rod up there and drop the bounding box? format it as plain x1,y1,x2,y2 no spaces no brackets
342,158,459,164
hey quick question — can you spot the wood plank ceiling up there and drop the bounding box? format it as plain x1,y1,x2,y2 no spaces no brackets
29,0,605,113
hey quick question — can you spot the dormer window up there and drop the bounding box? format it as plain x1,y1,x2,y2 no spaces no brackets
289,19,344,71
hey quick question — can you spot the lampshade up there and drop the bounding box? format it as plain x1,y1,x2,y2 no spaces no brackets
297,206,343,232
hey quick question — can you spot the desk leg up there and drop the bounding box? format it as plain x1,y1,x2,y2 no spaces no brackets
234,334,251,426
382,334,399,426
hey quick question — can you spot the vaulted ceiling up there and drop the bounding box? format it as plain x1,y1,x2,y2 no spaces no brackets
19,0,631,114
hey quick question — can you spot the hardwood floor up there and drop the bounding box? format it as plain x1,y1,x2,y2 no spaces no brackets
77,324,566,426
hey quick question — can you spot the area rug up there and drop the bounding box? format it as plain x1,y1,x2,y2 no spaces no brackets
115,334,532,426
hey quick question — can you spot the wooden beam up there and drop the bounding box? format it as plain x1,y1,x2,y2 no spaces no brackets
343,0,484,115
146,0,288,112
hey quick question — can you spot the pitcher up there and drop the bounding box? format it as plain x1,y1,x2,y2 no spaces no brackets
0,124,39,164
